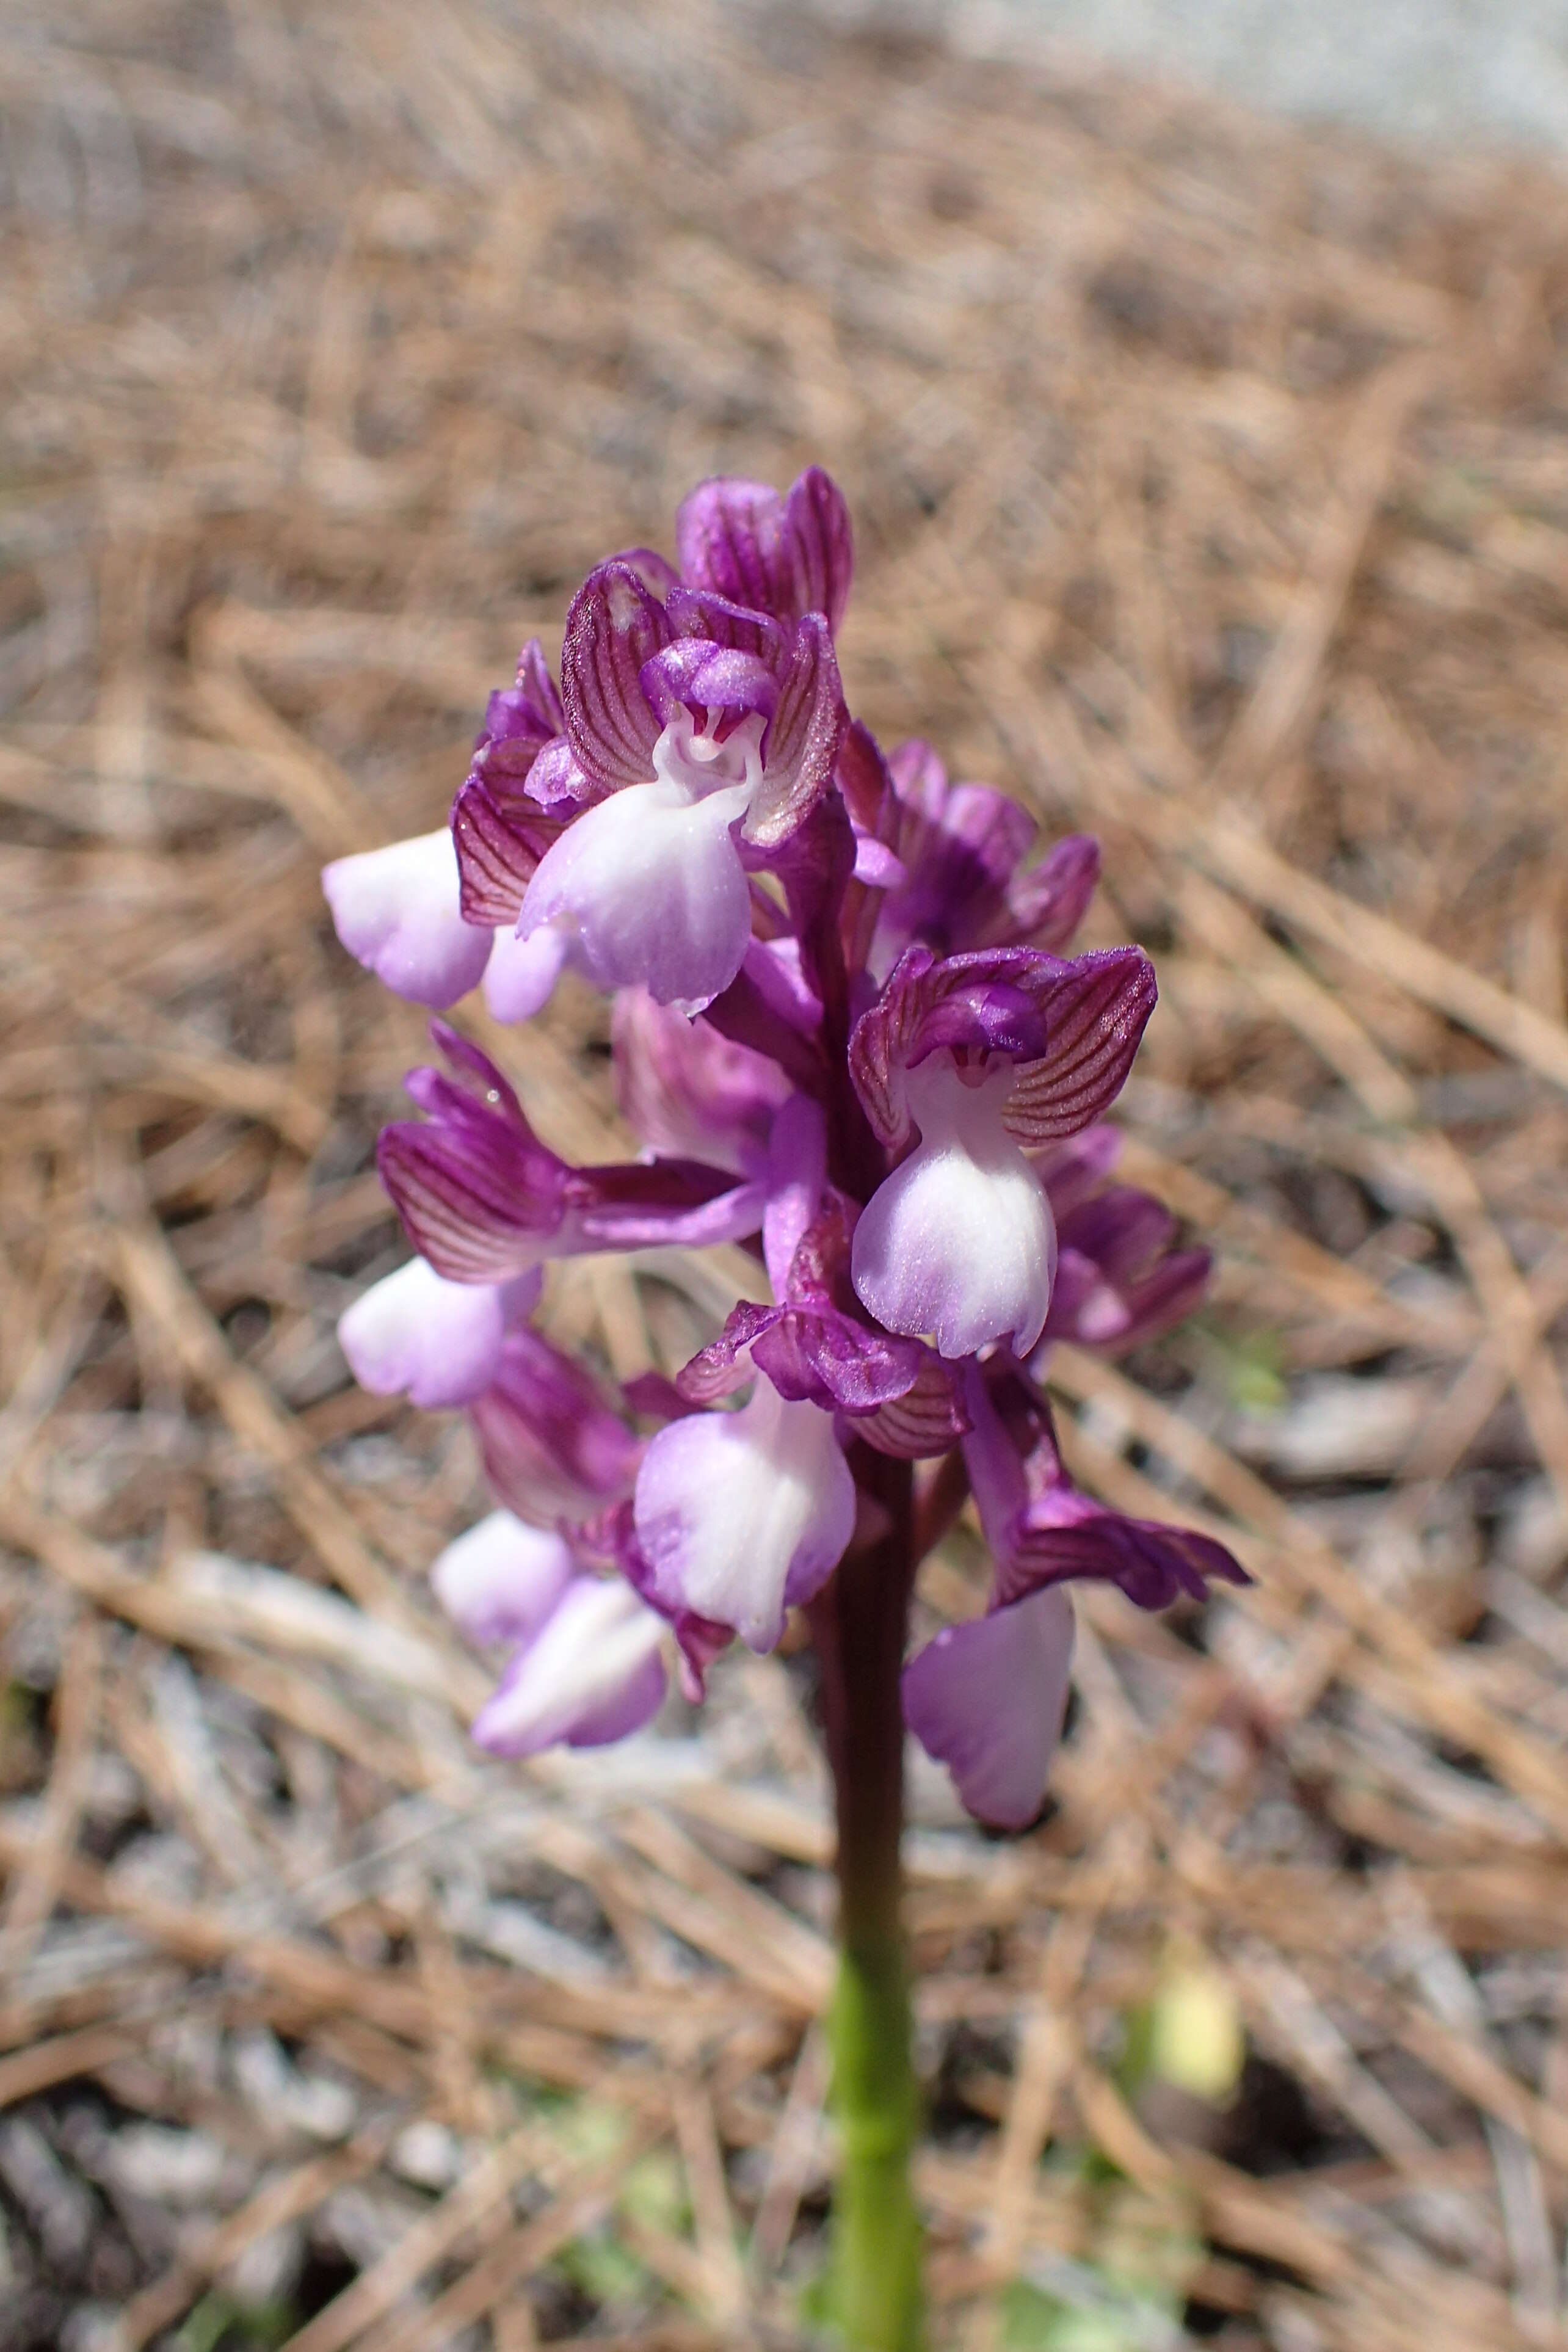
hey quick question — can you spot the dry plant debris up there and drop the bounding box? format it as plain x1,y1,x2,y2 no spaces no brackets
4,3,1568,2347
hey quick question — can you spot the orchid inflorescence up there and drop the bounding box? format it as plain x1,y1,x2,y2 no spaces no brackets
324,468,1244,1834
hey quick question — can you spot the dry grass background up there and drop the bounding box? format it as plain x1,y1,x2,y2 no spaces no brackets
5,2,1568,2347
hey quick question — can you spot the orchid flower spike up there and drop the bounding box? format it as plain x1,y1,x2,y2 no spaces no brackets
325,463,1235,1834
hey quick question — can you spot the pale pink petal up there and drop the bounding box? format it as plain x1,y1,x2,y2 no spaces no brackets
482,923,573,1022
430,1511,574,1647
518,775,752,1015
322,829,492,1008
851,1060,1056,1359
337,1259,540,1408
471,1578,667,1755
901,1587,1075,1829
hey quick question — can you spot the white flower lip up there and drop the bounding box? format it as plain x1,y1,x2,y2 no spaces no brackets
851,1051,1057,1359
322,828,493,1008
632,1368,855,1652
515,714,764,1015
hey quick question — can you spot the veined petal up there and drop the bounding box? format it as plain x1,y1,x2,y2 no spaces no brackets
902,1586,1075,1830
782,465,854,636
675,476,786,617
744,614,845,849
471,1577,667,1756
634,1375,855,1652
851,1059,1058,1359
431,1510,573,1647
1001,949,1157,1145
518,775,753,1015
559,560,673,792
337,1259,541,1409
322,830,492,1009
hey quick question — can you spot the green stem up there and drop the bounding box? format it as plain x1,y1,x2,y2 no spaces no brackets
829,1931,922,2350
810,1445,924,2351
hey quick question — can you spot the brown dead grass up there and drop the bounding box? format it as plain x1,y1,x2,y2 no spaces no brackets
4,4,1568,2347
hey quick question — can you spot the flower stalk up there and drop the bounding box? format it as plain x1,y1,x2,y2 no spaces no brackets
321,465,1247,2332
811,1445,924,2347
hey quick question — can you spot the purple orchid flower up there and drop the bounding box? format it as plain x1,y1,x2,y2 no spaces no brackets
432,1511,667,1755
902,1362,1247,1828
326,467,1232,1849
321,639,568,1015
848,943,1156,1358
376,1022,768,1282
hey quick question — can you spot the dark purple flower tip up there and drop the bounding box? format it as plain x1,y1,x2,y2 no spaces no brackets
639,640,780,732
1001,948,1157,1146
378,1030,568,1283
1004,1486,1250,1613
666,584,789,670
743,615,847,850
468,1330,643,1523
850,944,1155,1153
451,777,562,927
559,559,673,792
675,466,853,638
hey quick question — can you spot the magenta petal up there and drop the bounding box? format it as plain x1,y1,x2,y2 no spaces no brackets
431,1510,573,1647
1003,948,1158,1145
337,1259,540,1409
666,584,789,667
559,559,672,791
377,1094,565,1283
639,641,779,730
782,466,854,636
745,614,845,849
451,778,558,926
854,1353,971,1459
761,1092,829,1296
1007,834,1101,953
902,1588,1075,1829
322,830,492,1009
675,476,786,616
469,1329,642,1522
471,1577,667,1757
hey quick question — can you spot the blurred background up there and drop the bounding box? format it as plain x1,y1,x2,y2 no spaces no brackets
5,4,1568,2349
